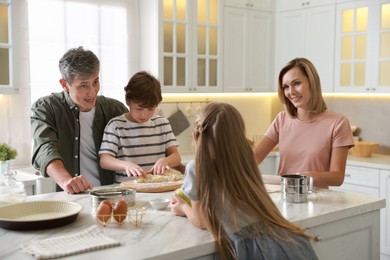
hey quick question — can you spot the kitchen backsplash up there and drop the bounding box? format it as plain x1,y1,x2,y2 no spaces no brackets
160,94,275,156
324,95,390,155
0,92,389,168
163,94,390,156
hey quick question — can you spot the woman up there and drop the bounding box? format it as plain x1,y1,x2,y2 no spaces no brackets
171,102,317,260
254,58,354,188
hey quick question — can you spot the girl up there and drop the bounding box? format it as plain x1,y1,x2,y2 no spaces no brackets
171,102,317,260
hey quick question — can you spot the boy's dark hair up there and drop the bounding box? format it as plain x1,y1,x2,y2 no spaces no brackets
124,71,162,108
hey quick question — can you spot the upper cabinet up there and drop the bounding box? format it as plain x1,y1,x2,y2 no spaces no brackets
0,0,16,94
223,3,274,92
334,0,390,92
161,0,222,93
225,0,273,11
278,0,335,11
141,0,275,93
139,0,222,93
275,0,336,92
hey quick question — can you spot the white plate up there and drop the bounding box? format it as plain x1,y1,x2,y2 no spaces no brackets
0,200,83,230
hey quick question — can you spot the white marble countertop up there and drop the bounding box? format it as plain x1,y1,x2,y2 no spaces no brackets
0,185,385,260
346,153,390,170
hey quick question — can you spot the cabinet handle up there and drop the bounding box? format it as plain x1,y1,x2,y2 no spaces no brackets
345,174,351,177
313,236,321,242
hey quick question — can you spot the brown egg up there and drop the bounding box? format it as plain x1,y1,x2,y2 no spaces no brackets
113,199,128,224
96,201,112,226
100,199,113,211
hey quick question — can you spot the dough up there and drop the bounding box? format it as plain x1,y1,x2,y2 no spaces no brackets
136,168,184,183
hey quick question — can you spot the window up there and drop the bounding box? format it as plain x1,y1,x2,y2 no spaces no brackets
28,0,138,104
0,0,15,94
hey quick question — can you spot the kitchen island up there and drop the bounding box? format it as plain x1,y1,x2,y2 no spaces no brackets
0,186,385,260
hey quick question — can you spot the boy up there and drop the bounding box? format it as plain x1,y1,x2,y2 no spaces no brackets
99,71,181,183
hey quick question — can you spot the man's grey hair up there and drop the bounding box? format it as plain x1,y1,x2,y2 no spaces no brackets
58,46,100,84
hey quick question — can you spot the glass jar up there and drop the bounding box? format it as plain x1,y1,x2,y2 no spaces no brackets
0,161,26,204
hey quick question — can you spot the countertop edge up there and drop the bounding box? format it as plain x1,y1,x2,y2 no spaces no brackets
293,196,386,229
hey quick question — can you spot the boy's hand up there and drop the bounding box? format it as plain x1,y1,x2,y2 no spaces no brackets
125,162,147,177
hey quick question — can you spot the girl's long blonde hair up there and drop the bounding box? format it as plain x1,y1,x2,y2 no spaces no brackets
193,102,311,259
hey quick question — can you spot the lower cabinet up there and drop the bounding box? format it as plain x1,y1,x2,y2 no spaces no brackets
330,164,389,260
380,170,390,259
258,153,279,175
331,165,380,196
307,210,381,260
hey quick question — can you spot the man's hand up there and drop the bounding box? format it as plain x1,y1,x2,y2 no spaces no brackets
63,175,93,194
46,160,93,194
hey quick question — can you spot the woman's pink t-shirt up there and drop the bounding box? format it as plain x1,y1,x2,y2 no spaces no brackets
265,110,354,175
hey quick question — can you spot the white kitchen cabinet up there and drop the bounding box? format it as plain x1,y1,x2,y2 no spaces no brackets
308,210,381,260
225,0,273,11
330,162,390,259
277,0,336,11
380,170,390,259
258,153,279,175
223,6,274,92
334,0,390,93
331,165,380,196
141,0,223,93
275,3,336,92
162,0,222,93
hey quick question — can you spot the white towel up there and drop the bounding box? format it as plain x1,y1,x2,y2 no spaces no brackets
20,225,120,259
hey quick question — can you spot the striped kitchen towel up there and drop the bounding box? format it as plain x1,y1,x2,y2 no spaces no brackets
20,225,120,259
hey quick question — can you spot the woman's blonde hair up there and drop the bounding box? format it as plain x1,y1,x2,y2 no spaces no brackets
193,102,311,259
278,57,327,117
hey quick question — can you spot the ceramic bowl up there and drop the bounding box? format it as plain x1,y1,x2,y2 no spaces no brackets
149,198,170,210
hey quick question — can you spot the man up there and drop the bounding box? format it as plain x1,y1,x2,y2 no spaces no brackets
31,46,128,194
